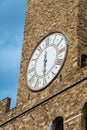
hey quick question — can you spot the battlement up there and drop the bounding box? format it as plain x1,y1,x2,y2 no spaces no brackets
0,97,11,116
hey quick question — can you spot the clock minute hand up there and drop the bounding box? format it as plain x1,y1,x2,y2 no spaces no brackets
43,50,47,76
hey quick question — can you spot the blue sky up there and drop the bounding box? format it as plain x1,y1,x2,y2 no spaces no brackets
0,0,27,108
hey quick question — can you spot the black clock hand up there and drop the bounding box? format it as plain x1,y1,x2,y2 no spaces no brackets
43,50,47,76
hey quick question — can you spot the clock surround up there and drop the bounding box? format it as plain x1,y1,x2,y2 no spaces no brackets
27,32,68,91
0,0,87,130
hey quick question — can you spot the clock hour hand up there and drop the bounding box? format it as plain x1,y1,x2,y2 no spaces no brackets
43,50,47,76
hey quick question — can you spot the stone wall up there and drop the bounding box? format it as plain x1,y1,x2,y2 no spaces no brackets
0,98,11,116
0,0,87,129
17,0,79,107
0,78,87,129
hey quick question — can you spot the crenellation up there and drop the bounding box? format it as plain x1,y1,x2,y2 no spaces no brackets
0,98,11,116
0,0,87,129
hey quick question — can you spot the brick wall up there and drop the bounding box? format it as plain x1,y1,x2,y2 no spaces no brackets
0,0,87,129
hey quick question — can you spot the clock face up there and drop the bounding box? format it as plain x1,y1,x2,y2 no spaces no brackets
27,32,68,91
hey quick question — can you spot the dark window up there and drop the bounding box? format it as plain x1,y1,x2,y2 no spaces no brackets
51,117,63,130
86,110,87,130
83,103,87,130
81,54,87,67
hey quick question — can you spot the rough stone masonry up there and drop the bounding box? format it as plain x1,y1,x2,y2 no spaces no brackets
0,0,87,129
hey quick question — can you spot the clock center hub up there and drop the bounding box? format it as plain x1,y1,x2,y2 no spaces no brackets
36,46,57,77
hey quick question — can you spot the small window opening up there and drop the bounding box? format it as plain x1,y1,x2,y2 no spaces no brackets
85,110,87,130
81,54,87,67
51,117,63,130
60,74,62,81
83,103,87,130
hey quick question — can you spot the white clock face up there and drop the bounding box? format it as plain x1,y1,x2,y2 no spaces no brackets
27,32,68,91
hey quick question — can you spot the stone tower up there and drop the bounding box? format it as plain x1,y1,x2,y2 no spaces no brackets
0,0,87,129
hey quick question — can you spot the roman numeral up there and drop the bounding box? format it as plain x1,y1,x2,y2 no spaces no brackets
29,75,35,84
45,37,50,45
52,71,56,78
56,58,63,65
43,78,47,86
38,46,42,52
52,34,57,44
57,38,63,46
59,47,65,54
31,58,37,61
34,79,39,88
28,67,35,74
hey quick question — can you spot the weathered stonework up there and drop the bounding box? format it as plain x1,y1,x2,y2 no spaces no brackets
0,0,87,129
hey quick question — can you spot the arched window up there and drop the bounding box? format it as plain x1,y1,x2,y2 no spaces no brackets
81,54,87,67
83,103,87,130
51,117,64,130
